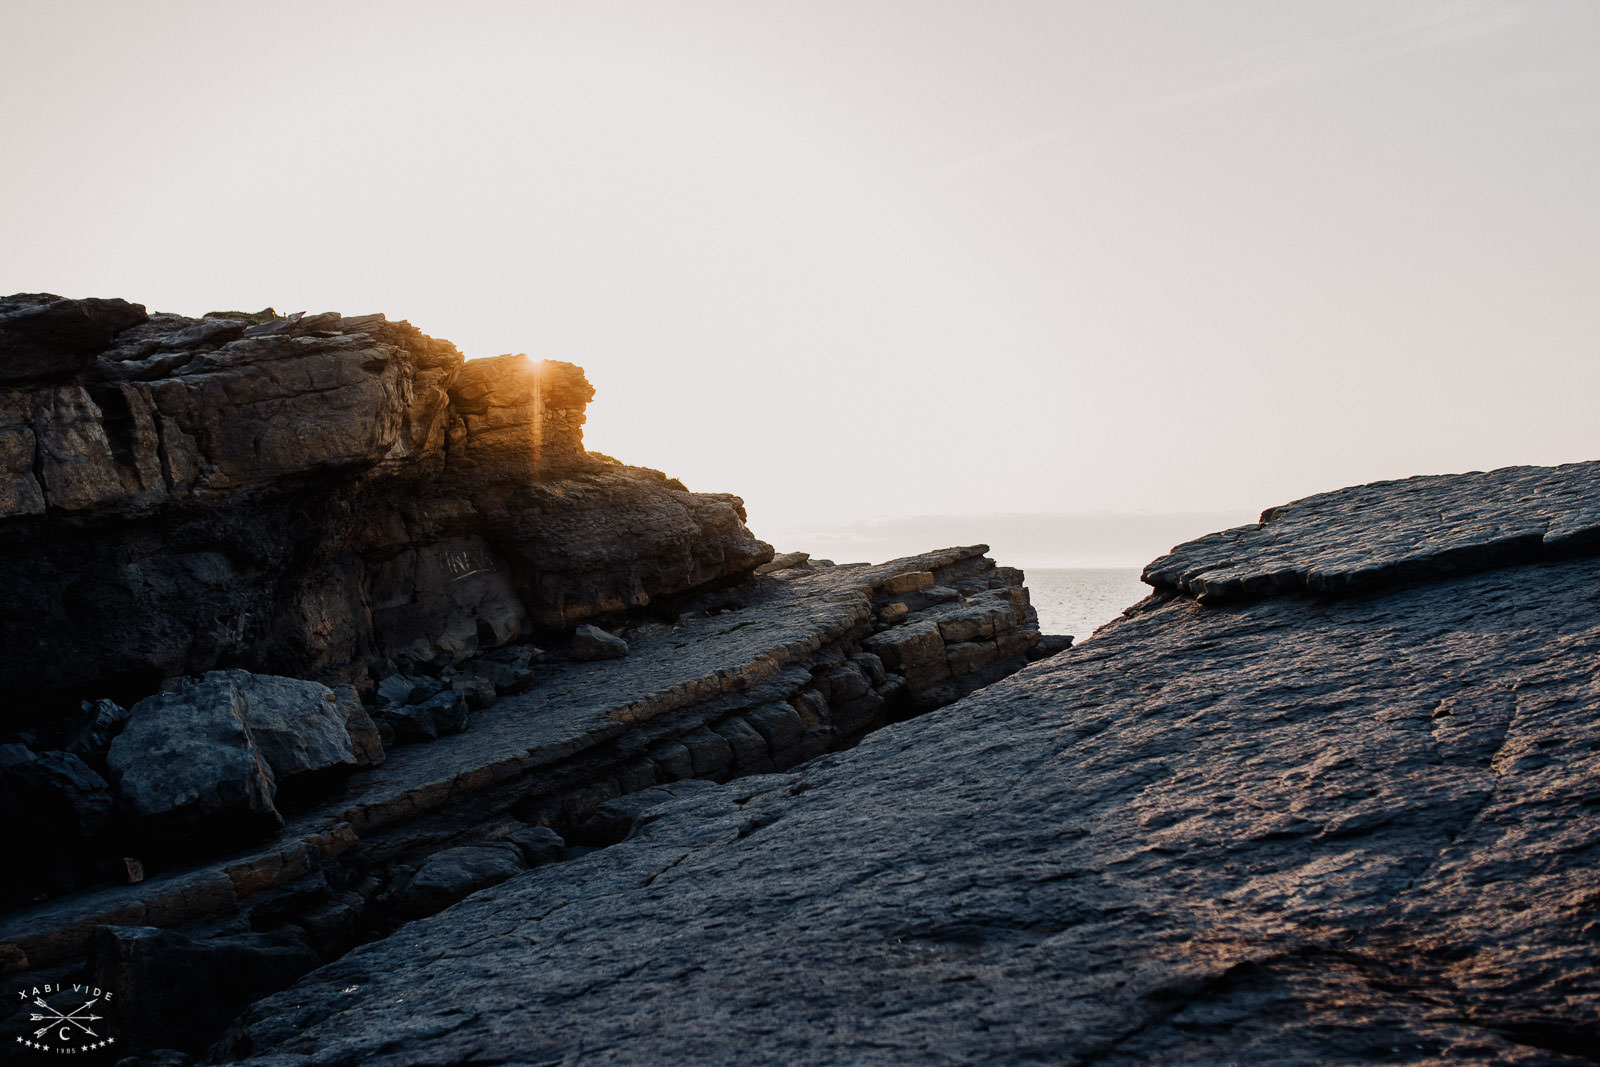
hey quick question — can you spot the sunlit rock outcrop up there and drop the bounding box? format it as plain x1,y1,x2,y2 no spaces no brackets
0,294,773,717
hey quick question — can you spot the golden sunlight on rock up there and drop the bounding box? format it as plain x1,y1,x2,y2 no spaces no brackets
448,354,594,473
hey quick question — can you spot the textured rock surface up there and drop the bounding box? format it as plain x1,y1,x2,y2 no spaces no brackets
224,672,358,786
1143,460,1600,602
0,546,1038,983
105,676,281,847
0,295,772,719
392,843,526,921
217,463,1600,1065
89,925,319,1057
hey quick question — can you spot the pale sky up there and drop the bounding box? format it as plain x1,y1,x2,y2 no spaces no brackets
4,1,1597,564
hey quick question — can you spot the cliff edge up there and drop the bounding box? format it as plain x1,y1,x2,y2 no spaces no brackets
0,294,772,716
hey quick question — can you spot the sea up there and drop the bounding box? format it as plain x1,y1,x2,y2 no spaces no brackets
1021,568,1150,643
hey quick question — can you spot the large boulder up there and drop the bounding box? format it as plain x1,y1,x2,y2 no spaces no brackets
218,670,359,785
105,674,281,846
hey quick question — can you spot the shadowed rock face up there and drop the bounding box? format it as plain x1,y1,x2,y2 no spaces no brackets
0,295,772,718
219,463,1600,1065
0,544,1044,978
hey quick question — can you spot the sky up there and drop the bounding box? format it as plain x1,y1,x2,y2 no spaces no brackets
4,1,1597,565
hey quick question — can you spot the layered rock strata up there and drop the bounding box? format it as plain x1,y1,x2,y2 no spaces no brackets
0,546,1042,981
1143,460,1600,602
0,294,771,717
0,292,1070,1061
212,462,1600,1065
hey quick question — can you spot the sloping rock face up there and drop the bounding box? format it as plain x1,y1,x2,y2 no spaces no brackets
1143,460,1600,601
222,463,1600,1065
0,294,771,721
0,545,1042,978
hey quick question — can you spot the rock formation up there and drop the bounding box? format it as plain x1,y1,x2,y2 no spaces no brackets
0,292,1061,1060
206,462,1600,1065
0,543,1045,969
0,294,770,718
16,291,1594,1064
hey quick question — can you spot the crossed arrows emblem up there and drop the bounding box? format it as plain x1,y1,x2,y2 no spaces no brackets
28,995,102,1041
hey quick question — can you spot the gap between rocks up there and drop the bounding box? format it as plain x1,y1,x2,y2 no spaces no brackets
0,545,1070,1060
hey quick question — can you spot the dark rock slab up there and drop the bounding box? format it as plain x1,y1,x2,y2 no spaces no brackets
0,293,147,382
89,925,318,1057
219,469,1600,1065
1144,460,1600,602
0,745,113,902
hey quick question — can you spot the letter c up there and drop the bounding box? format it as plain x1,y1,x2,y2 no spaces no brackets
60,1026,70,1041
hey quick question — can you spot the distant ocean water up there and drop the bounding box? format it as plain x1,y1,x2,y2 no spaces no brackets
1023,568,1150,643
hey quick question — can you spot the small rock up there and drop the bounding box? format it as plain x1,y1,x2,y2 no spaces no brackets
715,717,772,772
1027,634,1074,661
571,623,629,661
381,691,469,742
449,673,498,710
108,856,145,884
64,697,129,766
745,702,807,754
403,677,448,705
681,729,733,779
504,825,567,867
396,843,525,919
755,551,811,575
880,570,935,595
578,782,722,845
464,655,537,695
375,673,425,707
579,788,678,844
